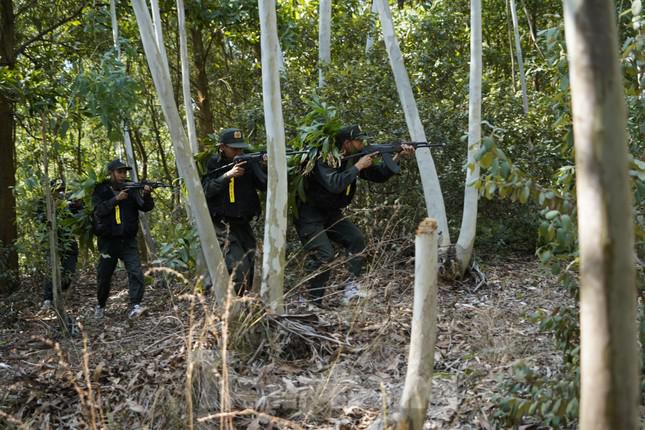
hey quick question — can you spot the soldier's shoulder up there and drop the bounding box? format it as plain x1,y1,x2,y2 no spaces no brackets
205,154,223,172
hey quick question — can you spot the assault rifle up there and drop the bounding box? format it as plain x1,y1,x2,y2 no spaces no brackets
206,149,310,177
116,180,174,191
342,141,446,173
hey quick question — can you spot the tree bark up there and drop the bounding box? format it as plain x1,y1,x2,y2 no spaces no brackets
318,0,331,88
509,0,529,113
131,0,229,301
563,0,639,428
374,0,450,247
397,218,439,430
258,0,288,314
0,0,18,294
455,0,482,275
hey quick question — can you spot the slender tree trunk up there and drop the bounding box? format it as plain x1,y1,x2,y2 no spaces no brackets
506,0,517,92
42,113,69,333
111,0,156,260
365,0,379,55
0,0,18,294
177,0,210,290
190,25,215,143
374,0,450,246
563,0,639,428
318,0,331,88
455,0,482,275
131,0,229,300
177,0,199,154
258,0,287,313
397,218,439,429
509,0,529,113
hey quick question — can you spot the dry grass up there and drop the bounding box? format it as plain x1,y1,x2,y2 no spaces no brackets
0,240,573,429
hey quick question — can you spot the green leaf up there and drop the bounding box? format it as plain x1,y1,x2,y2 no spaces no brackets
545,210,560,220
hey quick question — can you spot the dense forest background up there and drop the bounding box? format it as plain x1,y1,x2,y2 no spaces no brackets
0,0,643,428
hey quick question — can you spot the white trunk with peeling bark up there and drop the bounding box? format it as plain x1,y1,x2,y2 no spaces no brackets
318,0,331,88
258,0,287,314
509,0,528,113
132,0,229,300
374,0,450,246
564,0,639,428
110,0,156,258
398,218,439,429
456,0,481,275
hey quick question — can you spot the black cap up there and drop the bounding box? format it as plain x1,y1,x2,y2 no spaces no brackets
219,128,250,149
336,125,368,146
107,159,133,172
50,179,65,191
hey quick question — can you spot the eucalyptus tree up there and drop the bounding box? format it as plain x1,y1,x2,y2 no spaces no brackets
258,0,288,313
563,0,639,427
318,0,331,88
509,0,528,113
455,0,482,275
131,0,229,300
373,0,450,247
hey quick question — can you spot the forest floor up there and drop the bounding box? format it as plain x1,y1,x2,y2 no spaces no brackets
0,250,577,429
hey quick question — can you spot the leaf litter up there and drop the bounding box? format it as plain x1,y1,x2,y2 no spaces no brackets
0,253,572,429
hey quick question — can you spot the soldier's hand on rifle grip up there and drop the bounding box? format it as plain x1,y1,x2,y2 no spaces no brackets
355,152,377,171
226,161,247,178
393,144,416,162
143,185,152,195
116,189,129,201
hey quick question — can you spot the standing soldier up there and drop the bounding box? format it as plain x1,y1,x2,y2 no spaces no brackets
92,159,154,319
294,125,414,304
202,128,267,294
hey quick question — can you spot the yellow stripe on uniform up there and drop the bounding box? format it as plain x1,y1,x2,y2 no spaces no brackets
229,177,235,203
115,205,121,224
346,184,351,196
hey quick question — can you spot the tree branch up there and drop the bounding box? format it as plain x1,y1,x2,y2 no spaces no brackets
14,2,88,58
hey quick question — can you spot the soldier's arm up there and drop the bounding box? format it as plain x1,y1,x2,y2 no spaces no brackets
138,192,155,212
203,174,229,198
315,160,359,194
358,162,397,183
92,186,117,217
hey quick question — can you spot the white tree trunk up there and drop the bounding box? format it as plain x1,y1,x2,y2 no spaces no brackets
509,0,529,113
177,0,199,154
258,0,288,314
150,0,171,79
131,0,229,300
110,0,156,259
563,0,639,428
374,0,450,246
398,218,439,429
455,0,481,275
176,0,210,289
318,0,332,88
365,0,379,55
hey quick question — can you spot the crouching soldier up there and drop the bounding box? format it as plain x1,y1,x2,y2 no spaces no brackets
294,125,414,305
92,159,154,319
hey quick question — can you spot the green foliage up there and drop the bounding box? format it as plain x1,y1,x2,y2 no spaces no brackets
70,50,139,140
493,361,579,428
